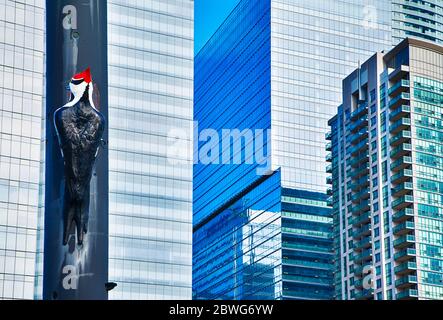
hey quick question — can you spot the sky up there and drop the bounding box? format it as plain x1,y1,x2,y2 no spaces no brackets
194,0,241,55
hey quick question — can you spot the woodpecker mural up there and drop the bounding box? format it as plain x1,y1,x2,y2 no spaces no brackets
54,67,106,246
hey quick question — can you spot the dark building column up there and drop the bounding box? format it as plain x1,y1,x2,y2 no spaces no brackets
43,0,109,300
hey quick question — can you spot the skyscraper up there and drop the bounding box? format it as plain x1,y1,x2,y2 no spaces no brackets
34,0,194,300
392,0,443,45
106,0,194,299
193,0,392,300
329,38,443,300
0,0,45,299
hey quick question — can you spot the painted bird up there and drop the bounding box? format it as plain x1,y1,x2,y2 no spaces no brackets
54,67,105,246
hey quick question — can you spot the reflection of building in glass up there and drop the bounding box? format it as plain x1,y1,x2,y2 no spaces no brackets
330,38,443,300
193,0,387,299
107,0,194,299
0,0,45,299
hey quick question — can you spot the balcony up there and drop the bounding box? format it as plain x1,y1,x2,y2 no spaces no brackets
390,143,412,159
389,92,410,109
353,224,372,239
350,175,370,191
392,195,414,211
354,248,372,264
393,221,415,236
326,164,333,173
327,196,333,207
393,235,415,249
391,169,413,184
392,181,413,197
327,187,333,196
390,117,411,134
388,65,409,82
355,289,374,300
388,79,410,97
349,152,369,168
352,211,371,226
390,130,411,146
326,176,333,185
351,200,370,216
350,102,368,120
394,261,417,276
393,208,414,222
349,139,369,157
326,153,332,162
397,289,418,300
390,156,412,172
351,188,370,203
355,236,372,250
350,163,370,181
349,115,368,133
326,142,332,151
389,105,411,122
394,248,416,263
395,275,417,290
326,131,332,141
348,127,368,145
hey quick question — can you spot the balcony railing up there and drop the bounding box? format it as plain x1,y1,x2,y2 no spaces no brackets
351,188,370,203
393,208,414,222
349,115,368,133
326,131,332,141
391,169,413,184
350,102,368,121
390,143,412,159
392,195,414,210
389,92,410,109
391,156,412,172
390,105,411,122
393,221,415,236
352,211,371,226
393,235,415,249
390,117,411,133
392,181,413,197
348,152,369,168
390,130,411,146
388,79,410,96
395,275,417,289
394,261,417,275
348,127,368,145
353,224,372,239
397,289,418,300
394,248,416,262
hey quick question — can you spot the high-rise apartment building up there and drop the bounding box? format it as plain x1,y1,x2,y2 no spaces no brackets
329,38,443,300
0,0,44,299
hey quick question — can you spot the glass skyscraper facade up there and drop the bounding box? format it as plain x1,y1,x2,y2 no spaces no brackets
0,0,44,299
107,0,194,299
270,0,392,193
193,0,391,300
329,38,443,300
393,0,443,45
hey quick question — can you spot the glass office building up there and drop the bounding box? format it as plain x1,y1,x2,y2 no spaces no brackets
0,0,44,299
392,0,443,45
107,0,194,299
193,0,392,300
329,38,443,300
